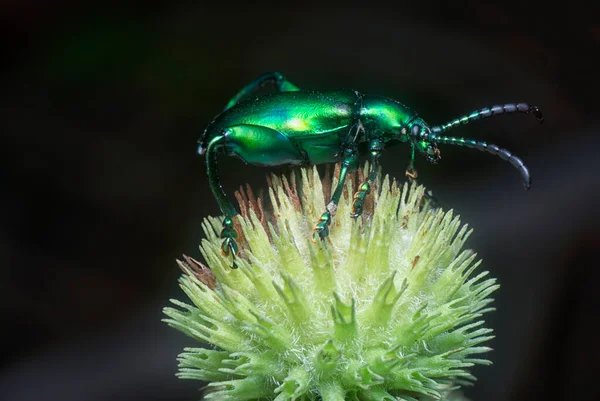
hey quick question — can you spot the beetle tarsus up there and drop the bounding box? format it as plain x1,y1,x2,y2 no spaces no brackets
312,211,332,242
220,217,239,269
351,182,371,218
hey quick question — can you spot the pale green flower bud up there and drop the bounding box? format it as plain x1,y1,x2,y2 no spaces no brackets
163,165,497,401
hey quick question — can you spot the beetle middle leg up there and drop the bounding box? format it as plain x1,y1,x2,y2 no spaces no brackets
351,139,383,218
312,145,359,242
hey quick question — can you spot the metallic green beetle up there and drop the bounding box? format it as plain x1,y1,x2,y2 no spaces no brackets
198,72,543,268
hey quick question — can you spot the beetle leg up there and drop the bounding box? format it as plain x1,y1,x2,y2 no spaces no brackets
224,72,301,111
206,125,307,267
224,124,305,166
405,143,418,182
313,146,358,242
219,217,239,268
351,139,383,218
205,134,240,269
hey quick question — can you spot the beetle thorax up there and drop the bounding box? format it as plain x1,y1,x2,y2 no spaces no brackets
359,95,418,144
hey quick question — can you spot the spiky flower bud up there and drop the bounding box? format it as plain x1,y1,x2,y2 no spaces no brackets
163,165,498,401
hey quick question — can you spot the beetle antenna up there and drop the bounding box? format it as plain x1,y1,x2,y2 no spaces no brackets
431,134,531,190
430,103,543,134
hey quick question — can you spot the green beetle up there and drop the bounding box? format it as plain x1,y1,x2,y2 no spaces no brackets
198,72,543,268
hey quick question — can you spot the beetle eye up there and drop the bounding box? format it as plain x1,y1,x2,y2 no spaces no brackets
411,124,421,138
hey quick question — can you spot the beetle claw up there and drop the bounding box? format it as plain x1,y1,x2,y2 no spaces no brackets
405,166,418,182
220,238,239,269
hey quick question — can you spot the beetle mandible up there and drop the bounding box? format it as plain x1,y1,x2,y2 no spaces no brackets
198,72,543,268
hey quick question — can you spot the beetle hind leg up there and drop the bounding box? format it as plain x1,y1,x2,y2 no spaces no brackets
206,125,307,267
219,217,239,268
224,72,301,111
205,134,240,268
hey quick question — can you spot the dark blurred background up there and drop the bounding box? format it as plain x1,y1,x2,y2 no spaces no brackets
1,1,598,400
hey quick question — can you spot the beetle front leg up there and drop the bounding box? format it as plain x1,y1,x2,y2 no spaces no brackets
405,143,418,182
351,139,383,218
312,146,359,242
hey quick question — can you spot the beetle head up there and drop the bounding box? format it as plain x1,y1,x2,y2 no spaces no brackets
409,122,441,164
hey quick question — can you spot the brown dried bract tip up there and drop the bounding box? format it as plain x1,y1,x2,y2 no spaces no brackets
333,163,341,186
416,190,425,210
411,255,420,271
265,174,274,190
401,214,409,230
281,172,301,212
235,185,249,218
356,166,365,188
177,254,216,290
235,183,266,226
234,183,268,243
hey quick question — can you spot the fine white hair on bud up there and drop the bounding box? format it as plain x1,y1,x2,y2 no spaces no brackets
163,164,498,401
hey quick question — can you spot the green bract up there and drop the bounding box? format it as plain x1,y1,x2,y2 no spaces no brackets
163,166,498,401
